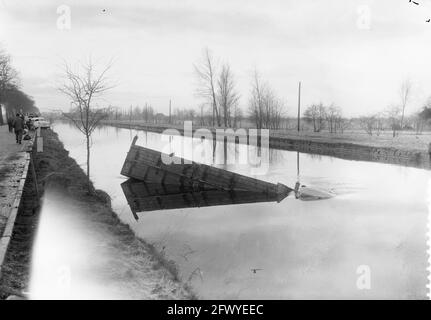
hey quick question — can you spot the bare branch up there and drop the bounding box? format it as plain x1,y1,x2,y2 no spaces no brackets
58,58,114,193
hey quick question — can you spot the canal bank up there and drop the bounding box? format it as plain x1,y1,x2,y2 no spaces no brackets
0,128,194,299
0,125,35,298
100,120,431,170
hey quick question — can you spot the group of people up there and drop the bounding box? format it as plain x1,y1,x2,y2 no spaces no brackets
6,113,31,145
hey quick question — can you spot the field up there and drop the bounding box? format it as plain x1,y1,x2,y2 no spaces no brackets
271,129,431,153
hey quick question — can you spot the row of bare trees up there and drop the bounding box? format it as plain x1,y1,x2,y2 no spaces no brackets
0,48,38,124
104,103,242,127
248,71,284,130
194,48,284,129
358,106,404,137
106,104,158,123
102,48,280,129
415,103,431,134
303,103,349,133
357,79,416,137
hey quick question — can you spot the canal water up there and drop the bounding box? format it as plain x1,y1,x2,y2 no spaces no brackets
31,122,430,299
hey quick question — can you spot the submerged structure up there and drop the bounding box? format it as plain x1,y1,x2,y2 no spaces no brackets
121,180,291,219
120,136,292,215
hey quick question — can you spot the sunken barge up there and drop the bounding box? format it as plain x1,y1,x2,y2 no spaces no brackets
120,136,292,216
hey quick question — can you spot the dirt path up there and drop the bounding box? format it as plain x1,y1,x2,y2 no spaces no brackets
0,125,32,242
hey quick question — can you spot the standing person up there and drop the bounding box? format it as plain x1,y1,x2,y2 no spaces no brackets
12,113,24,144
7,117,13,133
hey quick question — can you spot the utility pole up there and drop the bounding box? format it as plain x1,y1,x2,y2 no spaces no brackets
169,99,172,125
297,81,301,132
0,104,3,125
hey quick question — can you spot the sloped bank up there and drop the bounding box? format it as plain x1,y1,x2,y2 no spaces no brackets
0,128,195,299
0,145,37,299
268,136,431,170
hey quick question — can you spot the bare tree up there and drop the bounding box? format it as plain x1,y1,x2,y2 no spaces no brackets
232,104,243,128
386,105,402,137
337,118,351,134
262,89,284,129
217,63,239,127
304,103,326,132
143,103,154,123
399,79,412,130
359,116,376,136
248,70,284,129
0,50,19,124
194,48,220,127
413,113,425,135
326,104,342,133
3,85,37,115
249,70,264,129
414,98,431,134
59,59,113,192
198,103,205,126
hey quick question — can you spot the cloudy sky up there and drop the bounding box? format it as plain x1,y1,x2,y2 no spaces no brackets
1,0,431,116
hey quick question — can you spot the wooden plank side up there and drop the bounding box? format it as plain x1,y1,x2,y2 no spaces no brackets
121,182,281,213
121,144,291,195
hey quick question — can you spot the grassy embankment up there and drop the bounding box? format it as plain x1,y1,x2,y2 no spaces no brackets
0,128,195,299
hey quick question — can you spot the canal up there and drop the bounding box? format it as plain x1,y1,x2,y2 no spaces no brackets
30,122,430,299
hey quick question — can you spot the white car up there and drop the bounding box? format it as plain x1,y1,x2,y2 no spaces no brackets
31,117,50,129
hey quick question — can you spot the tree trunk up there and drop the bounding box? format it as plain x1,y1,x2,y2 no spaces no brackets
86,134,91,193
212,104,215,127
213,96,220,127
224,104,227,127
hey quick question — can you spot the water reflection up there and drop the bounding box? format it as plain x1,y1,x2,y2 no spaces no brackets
121,180,291,219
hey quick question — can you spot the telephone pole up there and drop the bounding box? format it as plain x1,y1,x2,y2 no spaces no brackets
297,81,301,132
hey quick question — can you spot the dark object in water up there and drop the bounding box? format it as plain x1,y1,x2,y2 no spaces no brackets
294,182,335,201
121,180,291,219
121,136,291,196
251,268,263,274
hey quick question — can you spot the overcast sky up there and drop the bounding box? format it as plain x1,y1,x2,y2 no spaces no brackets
1,0,431,116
